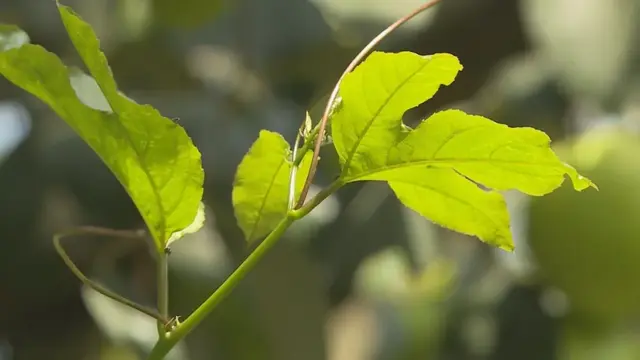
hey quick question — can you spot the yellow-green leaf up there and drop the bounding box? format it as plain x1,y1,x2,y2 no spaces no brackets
330,50,595,250
389,109,596,195
0,10,204,251
384,167,513,251
331,51,462,176
232,130,313,242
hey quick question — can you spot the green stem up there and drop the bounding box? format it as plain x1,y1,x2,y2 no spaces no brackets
157,249,169,335
293,124,320,166
146,181,342,360
53,226,168,323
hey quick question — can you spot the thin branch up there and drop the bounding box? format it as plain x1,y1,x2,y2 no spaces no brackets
295,0,444,209
53,226,169,324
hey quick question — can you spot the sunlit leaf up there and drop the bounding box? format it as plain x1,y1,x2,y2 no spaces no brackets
232,130,313,242
331,52,595,250
338,110,596,249
387,109,596,195
372,167,513,250
0,8,204,251
331,51,462,176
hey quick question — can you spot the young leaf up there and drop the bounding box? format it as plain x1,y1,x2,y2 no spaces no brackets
331,51,462,176
0,18,204,251
232,130,313,243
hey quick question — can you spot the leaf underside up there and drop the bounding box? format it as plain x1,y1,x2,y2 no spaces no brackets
0,4,205,250
331,51,596,251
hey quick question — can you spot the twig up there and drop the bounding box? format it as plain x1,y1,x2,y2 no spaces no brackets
295,0,444,209
53,226,169,324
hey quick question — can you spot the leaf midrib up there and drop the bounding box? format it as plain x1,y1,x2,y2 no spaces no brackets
247,157,287,241
343,158,565,183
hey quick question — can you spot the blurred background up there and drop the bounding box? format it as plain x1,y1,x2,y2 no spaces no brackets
2,0,640,359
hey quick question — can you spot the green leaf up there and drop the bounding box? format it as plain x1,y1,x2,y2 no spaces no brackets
329,50,595,249
331,51,462,176
376,167,513,250
337,108,595,250
232,130,313,243
388,109,596,195
0,24,30,51
57,3,127,112
0,10,204,251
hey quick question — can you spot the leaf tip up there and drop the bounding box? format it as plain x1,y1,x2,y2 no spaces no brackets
487,232,514,252
563,163,598,192
497,241,515,252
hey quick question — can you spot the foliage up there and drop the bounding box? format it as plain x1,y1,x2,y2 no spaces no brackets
232,130,313,242
0,3,205,252
232,51,595,251
0,1,596,359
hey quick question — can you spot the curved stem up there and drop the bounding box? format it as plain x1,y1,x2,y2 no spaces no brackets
295,0,444,209
53,226,169,323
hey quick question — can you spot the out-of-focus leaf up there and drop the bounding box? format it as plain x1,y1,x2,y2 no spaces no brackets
0,25,30,51
81,287,189,360
153,0,226,28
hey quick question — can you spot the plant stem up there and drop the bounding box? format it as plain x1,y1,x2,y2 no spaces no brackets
148,2,444,357
157,249,169,335
146,181,342,360
293,125,320,166
54,226,168,323
295,0,444,209
147,216,293,360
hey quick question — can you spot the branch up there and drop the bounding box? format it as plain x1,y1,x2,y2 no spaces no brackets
53,226,169,324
